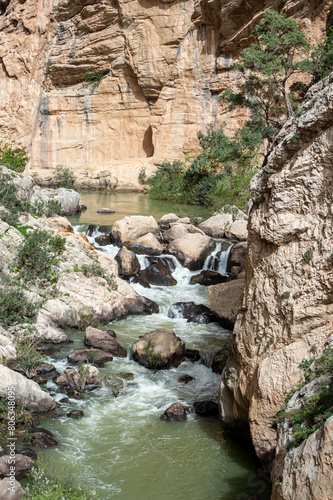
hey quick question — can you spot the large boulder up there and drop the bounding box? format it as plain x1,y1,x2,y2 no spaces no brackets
110,216,159,247
160,402,188,421
128,232,165,255
0,366,56,413
115,246,140,277
158,213,180,228
168,302,218,324
198,213,234,238
136,260,177,286
84,327,127,357
224,219,248,241
132,328,186,370
162,223,204,243
198,208,247,238
30,186,81,215
167,233,215,270
208,280,245,330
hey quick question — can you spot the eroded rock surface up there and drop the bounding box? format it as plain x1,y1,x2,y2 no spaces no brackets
219,76,333,471
1,1,328,188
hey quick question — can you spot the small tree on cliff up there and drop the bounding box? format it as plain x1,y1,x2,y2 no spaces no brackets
220,10,312,153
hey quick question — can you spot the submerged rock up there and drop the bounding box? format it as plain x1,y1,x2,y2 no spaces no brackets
97,208,115,213
178,374,195,384
67,410,84,419
110,215,159,247
185,349,201,362
132,328,186,370
160,402,188,422
84,327,127,357
168,302,218,324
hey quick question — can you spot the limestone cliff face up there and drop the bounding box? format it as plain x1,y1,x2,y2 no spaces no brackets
219,75,333,470
0,0,330,188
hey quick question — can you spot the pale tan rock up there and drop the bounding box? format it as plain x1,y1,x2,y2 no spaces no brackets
208,279,245,329
198,213,234,238
56,365,101,393
115,246,140,277
0,365,56,413
224,219,248,241
163,223,205,243
158,213,179,225
0,477,26,499
219,75,333,468
1,1,328,188
167,233,215,270
132,328,186,370
110,216,158,247
84,326,127,357
272,417,333,500
129,232,164,256
0,333,16,363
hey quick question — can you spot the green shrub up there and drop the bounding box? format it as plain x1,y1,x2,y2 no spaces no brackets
16,229,66,284
52,166,76,190
25,458,97,499
81,71,105,89
15,335,45,375
30,199,62,218
0,141,29,173
0,287,38,327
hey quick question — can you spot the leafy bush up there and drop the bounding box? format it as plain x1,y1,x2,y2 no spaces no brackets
81,71,105,89
16,229,66,284
0,287,38,328
52,165,76,190
0,141,29,173
15,334,46,375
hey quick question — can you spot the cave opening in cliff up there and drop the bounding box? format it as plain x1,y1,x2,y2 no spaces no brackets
143,125,154,157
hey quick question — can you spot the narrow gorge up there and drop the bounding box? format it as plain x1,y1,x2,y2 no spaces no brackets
0,1,333,500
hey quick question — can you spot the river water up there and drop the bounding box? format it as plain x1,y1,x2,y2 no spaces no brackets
41,192,271,500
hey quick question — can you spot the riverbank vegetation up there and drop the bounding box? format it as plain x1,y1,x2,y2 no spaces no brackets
144,10,333,210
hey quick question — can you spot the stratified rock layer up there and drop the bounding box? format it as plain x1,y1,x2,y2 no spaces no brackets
219,76,333,470
0,1,330,188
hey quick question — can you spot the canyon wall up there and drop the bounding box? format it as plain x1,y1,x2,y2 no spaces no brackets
0,0,330,188
219,74,333,480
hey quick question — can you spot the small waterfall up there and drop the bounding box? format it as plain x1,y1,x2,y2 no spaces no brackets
203,240,233,275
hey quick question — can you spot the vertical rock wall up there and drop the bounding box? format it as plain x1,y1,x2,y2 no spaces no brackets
219,75,333,469
0,0,330,188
